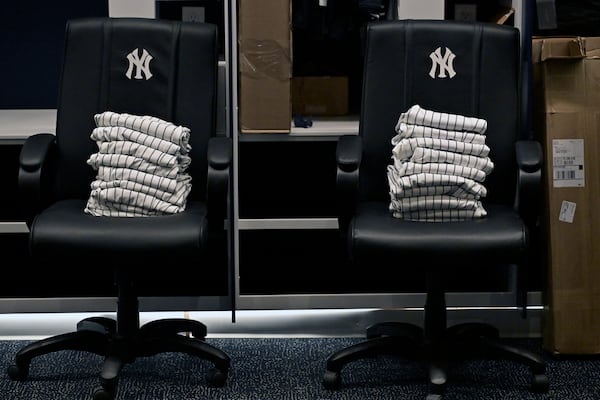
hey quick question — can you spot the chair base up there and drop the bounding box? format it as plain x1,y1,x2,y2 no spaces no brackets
323,320,548,398
7,268,230,400
8,317,230,400
7,315,230,400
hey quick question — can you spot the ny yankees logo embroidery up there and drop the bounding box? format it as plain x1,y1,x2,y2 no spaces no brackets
125,48,153,80
429,47,456,79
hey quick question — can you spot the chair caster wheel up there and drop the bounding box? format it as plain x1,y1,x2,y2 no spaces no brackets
7,364,29,381
207,368,227,387
322,370,341,390
531,373,549,393
93,387,115,400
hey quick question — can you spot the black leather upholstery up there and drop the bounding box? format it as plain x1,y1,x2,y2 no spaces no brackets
323,20,548,399
8,18,231,400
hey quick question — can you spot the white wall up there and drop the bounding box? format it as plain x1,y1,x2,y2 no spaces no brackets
108,0,155,18
0,308,542,339
398,0,445,19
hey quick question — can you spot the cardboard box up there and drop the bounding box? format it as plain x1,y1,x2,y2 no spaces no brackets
532,36,600,355
292,76,349,116
238,0,291,133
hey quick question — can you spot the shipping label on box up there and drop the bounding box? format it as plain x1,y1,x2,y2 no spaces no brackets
552,139,585,187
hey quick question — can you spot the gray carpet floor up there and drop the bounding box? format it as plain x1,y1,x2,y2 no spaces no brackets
1,337,599,399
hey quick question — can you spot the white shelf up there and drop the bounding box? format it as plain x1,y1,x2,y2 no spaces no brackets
0,222,28,234
0,109,56,144
289,116,359,136
238,218,338,230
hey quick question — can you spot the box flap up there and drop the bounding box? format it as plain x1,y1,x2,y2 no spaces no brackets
532,37,585,62
542,37,585,61
583,37,600,58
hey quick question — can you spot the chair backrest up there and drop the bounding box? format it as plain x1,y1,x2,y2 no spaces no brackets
53,17,218,202
359,19,521,206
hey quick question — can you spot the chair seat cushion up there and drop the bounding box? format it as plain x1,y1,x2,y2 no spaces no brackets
350,202,527,265
30,199,208,259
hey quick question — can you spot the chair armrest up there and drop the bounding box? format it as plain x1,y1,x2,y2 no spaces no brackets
337,134,362,172
514,140,543,226
207,136,232,231
336,135,362,231
516,140,543,173
207,136,233,170
18,133,57,225
514,140,543,318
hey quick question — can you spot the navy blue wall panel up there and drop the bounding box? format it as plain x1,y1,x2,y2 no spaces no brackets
0,0,108,109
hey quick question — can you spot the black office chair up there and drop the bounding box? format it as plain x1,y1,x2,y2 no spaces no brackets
7,18,232,400
323,20,548,399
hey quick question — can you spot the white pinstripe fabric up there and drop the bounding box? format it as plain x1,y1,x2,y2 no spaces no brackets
393,161,487,182
393,123,486,144
88,188,183,215
391,208,487,221
387,105,492,222
94,111,191,150
387,168,487,200
400,147,494,175
87,153,182,179
96,141,191,169
84,112,193,217
85,198,168,217
93,166,187,193
392,137,490,159
389,196,485,213
397,104,487,134
90,179,190,207
91,127,187,155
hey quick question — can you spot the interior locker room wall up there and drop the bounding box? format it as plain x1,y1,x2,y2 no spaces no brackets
0,1,109,297
0,0,109,109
